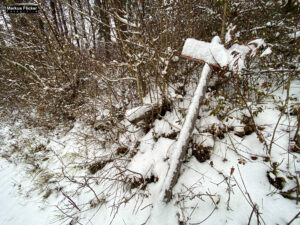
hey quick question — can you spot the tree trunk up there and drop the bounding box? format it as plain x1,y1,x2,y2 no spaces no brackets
58,1,69,39
111,0,128,41
221,0,228,43
95,0,111,57
77,0,88,48
87,0,96,49
68,0,80,48
50,1,58,30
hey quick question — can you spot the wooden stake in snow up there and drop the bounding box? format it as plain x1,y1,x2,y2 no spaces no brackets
160,36,268,203
161,37,226,203
162,63,211,202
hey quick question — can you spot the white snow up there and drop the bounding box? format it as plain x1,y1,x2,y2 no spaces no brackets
182,36,269,72
248,38,266,48
228,43,251,71
126,104,156,122
248,38,266,57
1,77,300,224
0,33,299,225
193,132,214,147
225,24,236,44
288,31,300,39
172,56,179,62
182,38,230,67
260,47,272,57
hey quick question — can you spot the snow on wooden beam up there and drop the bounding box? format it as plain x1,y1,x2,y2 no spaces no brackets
180,54,220,68
162,63,211,203
181,37,229,68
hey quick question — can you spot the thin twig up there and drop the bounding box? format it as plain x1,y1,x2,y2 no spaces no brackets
269,75,291,154
247,204,256,225
287,210,300,225
190,206,217,225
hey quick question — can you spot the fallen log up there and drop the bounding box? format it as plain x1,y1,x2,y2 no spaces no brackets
126,99,171,125
126,104,161,124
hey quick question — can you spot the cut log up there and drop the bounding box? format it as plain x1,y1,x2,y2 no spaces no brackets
126,100,171,125
162,63,212,202
126,104,161,124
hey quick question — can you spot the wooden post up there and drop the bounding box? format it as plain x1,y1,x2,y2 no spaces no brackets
162,63,212,203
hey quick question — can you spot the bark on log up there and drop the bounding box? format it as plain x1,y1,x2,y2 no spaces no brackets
162,63,211,203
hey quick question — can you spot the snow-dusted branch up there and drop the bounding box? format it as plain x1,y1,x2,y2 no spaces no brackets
1,56,47,88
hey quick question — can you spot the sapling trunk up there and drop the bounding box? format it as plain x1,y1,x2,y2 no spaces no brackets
221,0,228,43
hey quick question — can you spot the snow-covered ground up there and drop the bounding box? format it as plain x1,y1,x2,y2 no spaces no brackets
0,160,56,225
0,79,299,225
